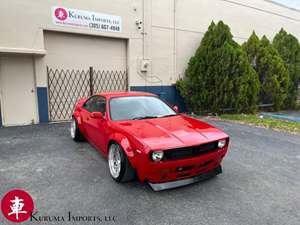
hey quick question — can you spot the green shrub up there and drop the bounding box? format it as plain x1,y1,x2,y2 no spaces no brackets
243,32,289,110
176,21,259,113
273,28,300,109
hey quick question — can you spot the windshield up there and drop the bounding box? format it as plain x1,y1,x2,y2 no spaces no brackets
109,96,177,121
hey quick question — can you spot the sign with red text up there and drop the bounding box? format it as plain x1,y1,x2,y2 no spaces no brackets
52,6,122,33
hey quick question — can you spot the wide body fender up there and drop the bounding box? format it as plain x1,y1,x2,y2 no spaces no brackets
73,111,87,137
108,132,151,182
107,132,141,169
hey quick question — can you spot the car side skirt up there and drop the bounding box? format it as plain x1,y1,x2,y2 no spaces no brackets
148,165,222,191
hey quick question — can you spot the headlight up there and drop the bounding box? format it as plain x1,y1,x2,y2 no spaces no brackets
218,139,227,148
151,151,164,162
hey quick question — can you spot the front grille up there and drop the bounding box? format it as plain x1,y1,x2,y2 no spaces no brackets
163,141,219,161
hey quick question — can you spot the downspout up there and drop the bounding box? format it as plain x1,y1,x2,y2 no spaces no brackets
142,0,146,60
0,64,3,126
137,0,162,85
173,0,177,82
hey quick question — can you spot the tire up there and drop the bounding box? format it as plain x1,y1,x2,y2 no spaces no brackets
70,117,84,142
108,143,135,182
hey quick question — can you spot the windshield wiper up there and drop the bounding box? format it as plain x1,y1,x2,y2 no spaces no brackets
132,116,159,120
159,114,177,118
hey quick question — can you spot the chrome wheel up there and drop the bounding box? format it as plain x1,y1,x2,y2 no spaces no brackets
70,119,76,139
108,144,121,178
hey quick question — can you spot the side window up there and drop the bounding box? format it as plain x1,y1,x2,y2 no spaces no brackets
83,96,97,112
83,96,106,113
95,97,106,114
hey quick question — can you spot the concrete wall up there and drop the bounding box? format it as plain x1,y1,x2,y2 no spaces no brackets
1,0,299,87
0,0,145,125
150,0,300,84
0,0,300,125
0,0,145,88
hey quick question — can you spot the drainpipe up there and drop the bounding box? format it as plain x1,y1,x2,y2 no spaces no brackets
137,0,162,85
142,0,146,60
173,0,177,82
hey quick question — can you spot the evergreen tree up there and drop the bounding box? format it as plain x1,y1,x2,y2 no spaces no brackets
273,28,300,108
176,21,259,113
243,34,289,110
242,31,260,70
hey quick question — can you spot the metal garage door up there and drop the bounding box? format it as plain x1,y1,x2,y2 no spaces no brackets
44,31,127,122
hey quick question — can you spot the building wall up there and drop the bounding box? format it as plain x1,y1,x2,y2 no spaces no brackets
149,0,300,85
0,0,146,87
0,0,145,125
133,0,300,110
0,0,300,125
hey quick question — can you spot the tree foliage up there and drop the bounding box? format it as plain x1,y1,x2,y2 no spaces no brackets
242,31,260,68
176,21,259,113
243,33,289,110
273,28,300,108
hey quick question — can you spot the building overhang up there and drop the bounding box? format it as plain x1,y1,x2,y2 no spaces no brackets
0,47,46,55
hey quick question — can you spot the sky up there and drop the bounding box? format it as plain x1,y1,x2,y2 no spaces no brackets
271,0,300,9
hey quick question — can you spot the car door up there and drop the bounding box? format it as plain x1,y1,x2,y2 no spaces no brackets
81,96,98,140
82,96,108,152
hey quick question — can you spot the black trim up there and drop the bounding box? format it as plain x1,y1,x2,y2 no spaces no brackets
151,138,229,161
148,165,222,191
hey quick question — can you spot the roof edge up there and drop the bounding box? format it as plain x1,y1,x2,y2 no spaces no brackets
263,0,300,13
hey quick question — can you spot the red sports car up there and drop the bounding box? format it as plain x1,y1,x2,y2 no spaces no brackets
71,91,229,191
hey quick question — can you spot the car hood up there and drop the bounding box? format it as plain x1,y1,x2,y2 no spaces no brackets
114,115,228,150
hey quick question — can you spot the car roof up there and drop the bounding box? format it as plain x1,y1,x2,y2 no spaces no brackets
95,91,156,98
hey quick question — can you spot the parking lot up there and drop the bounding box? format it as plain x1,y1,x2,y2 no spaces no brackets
0,120,299,225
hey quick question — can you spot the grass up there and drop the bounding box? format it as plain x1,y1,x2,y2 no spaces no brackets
218,114,300,134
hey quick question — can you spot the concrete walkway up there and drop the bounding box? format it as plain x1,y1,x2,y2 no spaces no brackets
261,111,300,122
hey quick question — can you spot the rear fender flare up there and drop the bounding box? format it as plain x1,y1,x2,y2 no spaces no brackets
73,112,85,135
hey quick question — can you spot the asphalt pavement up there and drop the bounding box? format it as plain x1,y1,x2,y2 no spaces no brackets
0,120,299,225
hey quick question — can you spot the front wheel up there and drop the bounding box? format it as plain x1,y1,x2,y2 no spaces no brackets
108,143,135,182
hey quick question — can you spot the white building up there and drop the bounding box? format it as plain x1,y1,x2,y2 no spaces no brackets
0,0,299,126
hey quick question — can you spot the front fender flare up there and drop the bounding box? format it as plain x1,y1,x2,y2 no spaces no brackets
108,133,139,169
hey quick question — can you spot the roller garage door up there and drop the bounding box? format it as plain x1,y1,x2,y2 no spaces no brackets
44,31,127,121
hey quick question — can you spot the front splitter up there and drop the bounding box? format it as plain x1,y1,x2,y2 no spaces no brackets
148,166,222,191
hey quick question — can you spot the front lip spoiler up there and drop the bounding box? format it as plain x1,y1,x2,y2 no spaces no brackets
148,165,222,191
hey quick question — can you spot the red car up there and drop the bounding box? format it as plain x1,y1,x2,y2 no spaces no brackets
71,91,229,191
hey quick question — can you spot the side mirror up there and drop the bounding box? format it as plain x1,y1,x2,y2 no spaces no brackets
90,112,103,119
173,105,179,113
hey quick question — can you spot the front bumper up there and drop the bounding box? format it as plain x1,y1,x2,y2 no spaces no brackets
138,147,227,184
148,165,222,191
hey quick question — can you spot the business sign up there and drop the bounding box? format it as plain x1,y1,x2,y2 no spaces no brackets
52,6,122,33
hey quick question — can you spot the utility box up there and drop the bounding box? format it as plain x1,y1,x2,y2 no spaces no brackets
140,59,150,72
